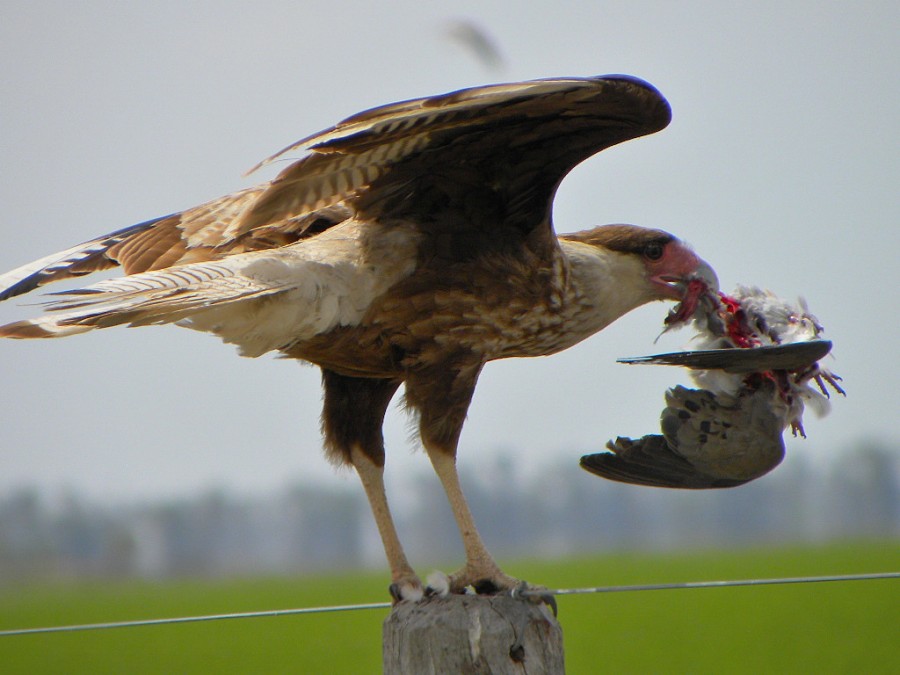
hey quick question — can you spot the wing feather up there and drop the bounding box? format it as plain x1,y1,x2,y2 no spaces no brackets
618,341,832,374
581,384,787,489
241,75,670,233
0,259,283,338
1,75,669,305
0,219,164,301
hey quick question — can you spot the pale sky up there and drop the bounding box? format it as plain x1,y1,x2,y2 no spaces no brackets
1,1,897,502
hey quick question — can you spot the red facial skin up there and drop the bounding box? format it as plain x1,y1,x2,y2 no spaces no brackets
650,241,719,326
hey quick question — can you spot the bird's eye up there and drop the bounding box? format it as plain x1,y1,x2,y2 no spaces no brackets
643,242,665,261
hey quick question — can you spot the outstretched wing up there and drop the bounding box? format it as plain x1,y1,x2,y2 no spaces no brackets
0,75,670,302
243,75,670,235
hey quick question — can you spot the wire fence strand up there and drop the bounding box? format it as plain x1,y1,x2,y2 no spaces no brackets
0,601,393,637
1,571,897,637
520,571,900,598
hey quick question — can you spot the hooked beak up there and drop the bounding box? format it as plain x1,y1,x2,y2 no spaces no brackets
652,257,719,301
658,258,720,328
685,259,719,296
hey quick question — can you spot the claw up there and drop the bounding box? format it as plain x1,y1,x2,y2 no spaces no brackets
511,580,558,617
818,371,846,397
389,579,424,604
811,372,831,398
424,571,450,598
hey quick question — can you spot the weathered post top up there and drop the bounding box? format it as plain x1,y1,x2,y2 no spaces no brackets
383,594,564,674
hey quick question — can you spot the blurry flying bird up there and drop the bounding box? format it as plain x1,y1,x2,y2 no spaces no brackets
443,19,506,72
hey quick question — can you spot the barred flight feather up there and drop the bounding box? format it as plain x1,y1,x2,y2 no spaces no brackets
0,220,162,301
247,78,603,173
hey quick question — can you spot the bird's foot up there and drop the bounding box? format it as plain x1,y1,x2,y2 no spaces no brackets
447,561,520,595
388,575,425,604
424,566,557,615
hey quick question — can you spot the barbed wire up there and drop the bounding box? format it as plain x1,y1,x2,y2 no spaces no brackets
1,571,896,637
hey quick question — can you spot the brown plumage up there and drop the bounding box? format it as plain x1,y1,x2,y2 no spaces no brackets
0,75,718,601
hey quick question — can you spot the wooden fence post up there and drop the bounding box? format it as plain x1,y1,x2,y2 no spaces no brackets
383,594,564,674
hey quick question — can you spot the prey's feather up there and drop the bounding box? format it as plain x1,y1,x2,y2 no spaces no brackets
584,287,843,489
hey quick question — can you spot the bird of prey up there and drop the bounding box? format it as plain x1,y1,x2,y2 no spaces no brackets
0,75,718,601
582,287,843,488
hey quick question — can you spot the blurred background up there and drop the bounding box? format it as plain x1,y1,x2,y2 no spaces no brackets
1,1,897,583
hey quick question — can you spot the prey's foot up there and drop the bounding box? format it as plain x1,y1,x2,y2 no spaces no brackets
388,574,424,604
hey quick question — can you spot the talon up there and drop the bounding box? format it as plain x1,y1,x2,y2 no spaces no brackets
821,371,846,396
509,581,529,599
424,571,450,598
389,579,424,604
542,593,559,617
813,373,831,398
512,581,558,616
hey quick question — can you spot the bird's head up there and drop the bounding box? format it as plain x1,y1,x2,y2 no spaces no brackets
562,224,719,326
642,235,718,311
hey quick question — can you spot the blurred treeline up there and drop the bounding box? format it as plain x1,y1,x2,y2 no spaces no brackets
1,441,896,583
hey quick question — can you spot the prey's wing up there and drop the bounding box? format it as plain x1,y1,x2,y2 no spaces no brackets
617,340,832,374
581,385,786,489
580,435,749,489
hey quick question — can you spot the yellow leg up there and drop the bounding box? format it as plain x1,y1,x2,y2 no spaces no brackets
350,446,422,602
426,446,518,593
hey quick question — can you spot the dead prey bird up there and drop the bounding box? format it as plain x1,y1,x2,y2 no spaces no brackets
581,286,844,488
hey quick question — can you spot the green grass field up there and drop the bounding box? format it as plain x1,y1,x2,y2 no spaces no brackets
1,541,897,674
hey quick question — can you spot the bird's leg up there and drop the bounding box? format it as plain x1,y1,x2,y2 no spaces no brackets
425,444,519,595
409,360,544,598
350,446,422,602
320,370,422,601
407,361,515,593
